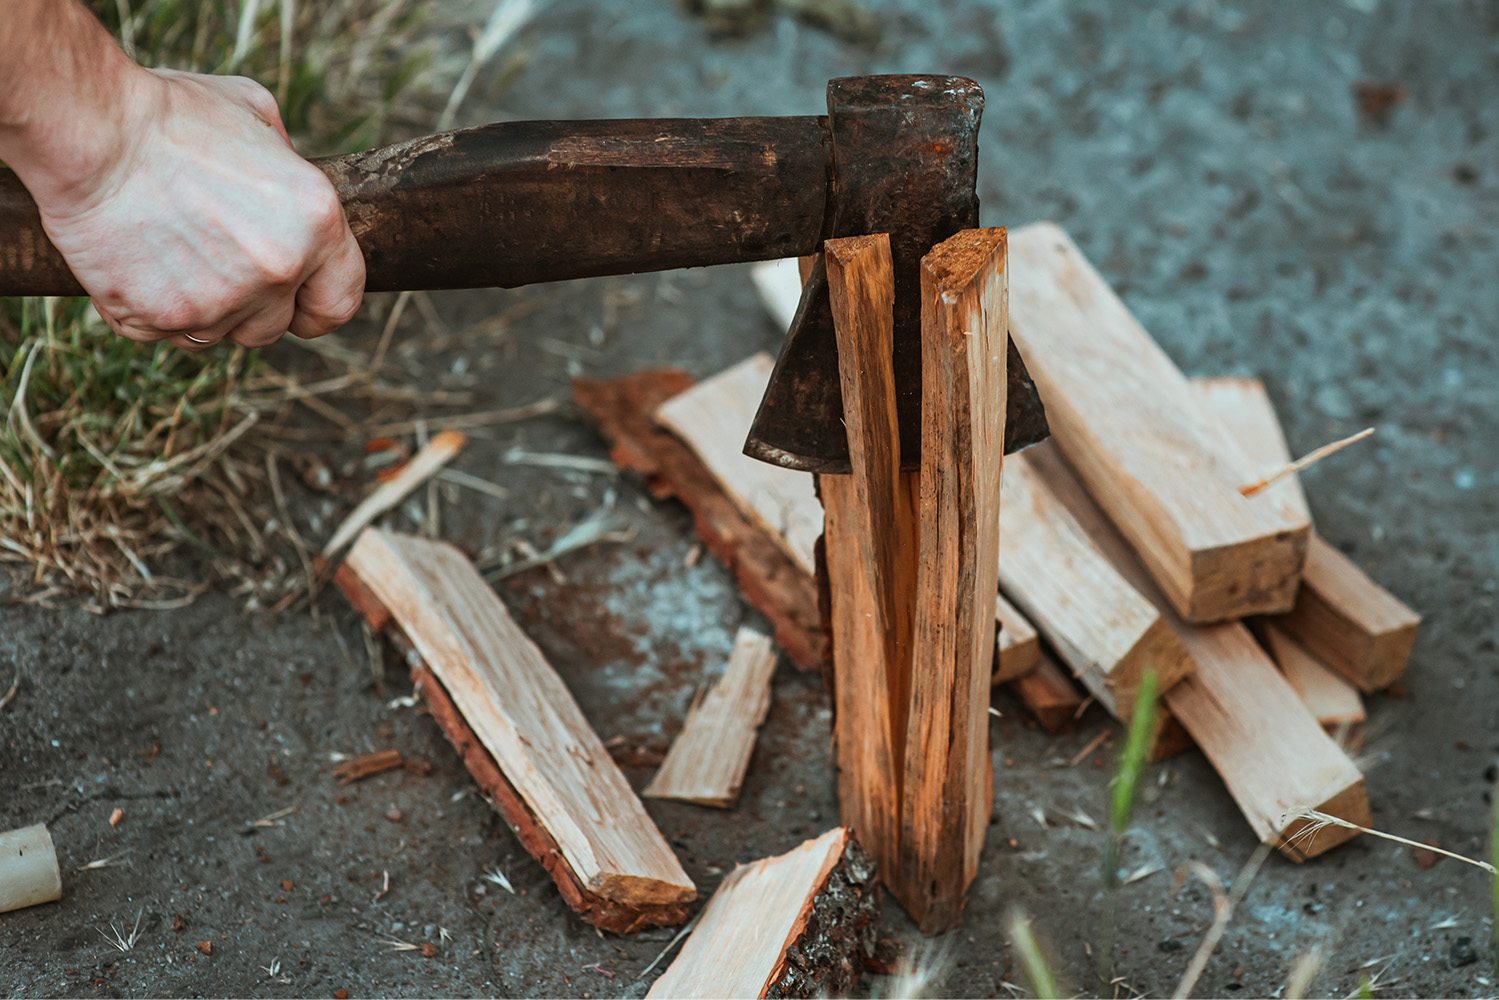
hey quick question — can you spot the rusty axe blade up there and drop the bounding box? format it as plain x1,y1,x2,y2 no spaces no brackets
745,75,1047,473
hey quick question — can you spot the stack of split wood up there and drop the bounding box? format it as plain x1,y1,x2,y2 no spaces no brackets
576,220,1420,934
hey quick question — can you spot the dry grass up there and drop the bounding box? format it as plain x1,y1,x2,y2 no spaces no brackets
1,0,534,609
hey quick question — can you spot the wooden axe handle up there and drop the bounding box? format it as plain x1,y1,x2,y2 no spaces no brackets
0,116,832,297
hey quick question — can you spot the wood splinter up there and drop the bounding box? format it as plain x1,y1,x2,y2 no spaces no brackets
646,828,879,1000
338,528,695,932
645,627,779,808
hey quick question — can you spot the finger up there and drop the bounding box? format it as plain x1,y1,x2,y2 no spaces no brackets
288,225,365,340
226,299,297,350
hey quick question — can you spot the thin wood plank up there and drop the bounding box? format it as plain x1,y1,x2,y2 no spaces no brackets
1007,223,1309,622
342,529,695,923
1189,376,1421,691
1263,623,1366,732
821,233,916,888
998,452,1192,716
900,227,1007,931
646,828,878,999
1024,443,1369,860
645,627,778,808
572,370,826,670
654,353,823,576
993,593,1042,684
1008,654,1087,734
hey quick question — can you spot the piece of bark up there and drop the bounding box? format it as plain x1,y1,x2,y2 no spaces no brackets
993,594,1042,684
0,824,62,914
339,529,695,931
646,828,878,1000
1262,623,1366,735
332,749,406,785
654,353,823,576
1189,376,1421,690
1024,443,1370,860
645,626,778,808
1008,654,1087,733
820,233,916,890
899,228,1008,932
573,369,826,671
1007,223,1309,623
999,452,1193,716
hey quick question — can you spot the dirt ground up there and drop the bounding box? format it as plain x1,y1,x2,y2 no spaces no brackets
4,1,1498,996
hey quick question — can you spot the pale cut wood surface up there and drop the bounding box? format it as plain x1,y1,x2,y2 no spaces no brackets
1024,443,1369,859
0,824,62,914
1189,376,1421,691
998,452,1192,716
1280,535,1421,691
647,828,848,1000
1263,623,1366,730
344,528,695,906
751,257,803,331
1007,222,1309,622
822,234,917,888
900,227,1007,931
322,430,466,557
654,353,822,576
993,593,1042,683
645,627,778,808
1009,654,1086,734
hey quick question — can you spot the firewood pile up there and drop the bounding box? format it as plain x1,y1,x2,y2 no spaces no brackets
332,221,1419,996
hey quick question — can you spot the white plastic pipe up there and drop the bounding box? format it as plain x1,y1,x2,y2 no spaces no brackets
0,824,62,914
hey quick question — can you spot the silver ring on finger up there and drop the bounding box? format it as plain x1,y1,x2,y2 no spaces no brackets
184,333,214,345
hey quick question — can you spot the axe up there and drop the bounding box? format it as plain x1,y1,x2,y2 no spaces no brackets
0,74,1045,473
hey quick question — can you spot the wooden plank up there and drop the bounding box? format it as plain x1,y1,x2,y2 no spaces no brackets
1008,654,1086,733
900,227,1008,931
1023,443,1369,860
821,233,916,889
572,369,826,671
341,529,695,930
1279,536,1421,692
993,594,1042,684
1189,376,1421,691
1007,223,1309,622
654,353,823,576
1262,623,1366,733
646,828,878,999
645,627,778,808
998,453,1192,716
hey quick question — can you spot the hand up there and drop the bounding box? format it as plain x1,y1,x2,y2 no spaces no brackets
33,68,365,352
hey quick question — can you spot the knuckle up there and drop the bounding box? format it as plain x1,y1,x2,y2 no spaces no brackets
256,249,303,287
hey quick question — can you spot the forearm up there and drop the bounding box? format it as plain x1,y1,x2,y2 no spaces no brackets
0,0,153,204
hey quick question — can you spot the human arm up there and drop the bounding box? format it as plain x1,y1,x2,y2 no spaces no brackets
0,0,364,350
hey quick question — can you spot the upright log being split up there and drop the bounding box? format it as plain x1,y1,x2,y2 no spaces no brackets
821,228,1007,932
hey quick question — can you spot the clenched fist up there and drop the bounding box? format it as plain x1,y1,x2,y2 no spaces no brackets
1,2,365,352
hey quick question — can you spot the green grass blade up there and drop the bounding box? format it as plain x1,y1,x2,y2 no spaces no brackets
1111,671,1160,836
1008,911,1062,1000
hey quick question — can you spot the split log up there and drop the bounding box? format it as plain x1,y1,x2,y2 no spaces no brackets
1008,655,1087,733
572,369,826,671
645,626,779,808
1023,443,1369,860
339,528,695,931
899,227,1008,931
1262,623,1366,735
993,594,1042,684
999,452,1192,716
0,824,62,914
646,828,878,1000
654,353,823,577
820,233,916,890
1190,376,1420,690
1007,223,1309,622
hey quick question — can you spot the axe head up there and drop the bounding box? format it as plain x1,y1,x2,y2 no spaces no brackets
745,75,1048,474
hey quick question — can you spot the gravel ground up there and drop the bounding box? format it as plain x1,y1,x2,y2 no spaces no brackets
4,1,1498,996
